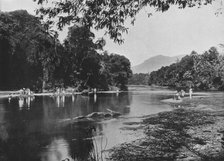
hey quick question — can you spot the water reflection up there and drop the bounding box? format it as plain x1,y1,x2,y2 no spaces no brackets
72,95,76,102
0,93,133,161
55,95,65,108
0,89,174,161
18,97,24,108
0,107,9,142
94,94,97,103
41,138,73,161
17,96,35,109
63,121,97,161
8,97,11,103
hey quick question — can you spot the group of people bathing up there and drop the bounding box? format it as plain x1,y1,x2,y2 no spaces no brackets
55,87,66,95
19,88,33,96
174,88,193,100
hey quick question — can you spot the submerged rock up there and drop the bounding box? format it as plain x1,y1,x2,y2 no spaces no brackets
86,110,121,119
86,112,104,118
75,116,86,119
112,112,121,118
104,113,112,117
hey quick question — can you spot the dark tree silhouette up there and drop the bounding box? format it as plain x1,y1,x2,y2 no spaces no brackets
148,47,224,90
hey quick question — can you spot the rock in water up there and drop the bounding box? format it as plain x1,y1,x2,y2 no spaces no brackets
106,108,121,117
112,112,121,118
104,113,112,118
86,112,99,118
86,112,104,118
76,116,86,119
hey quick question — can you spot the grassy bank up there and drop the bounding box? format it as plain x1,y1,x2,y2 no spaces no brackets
108,94,224,161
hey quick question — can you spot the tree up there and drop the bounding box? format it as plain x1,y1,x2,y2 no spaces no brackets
109,54,132,90
0,10,61,91
62,24,132,91
193,47,222,89
128,73,150,85
1,8,135,91
34,0,215,43
148,47,224,91
62,24,106,89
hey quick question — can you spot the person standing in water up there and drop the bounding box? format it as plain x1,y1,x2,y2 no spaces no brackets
189,87,193,99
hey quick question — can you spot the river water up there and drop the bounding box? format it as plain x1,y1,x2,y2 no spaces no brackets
0,86,173,161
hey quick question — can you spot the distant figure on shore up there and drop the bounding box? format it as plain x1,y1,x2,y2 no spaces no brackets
180,89,185,97
8,94,12,103
189,88,193,99
22,88,26,95
26,88,31,95
62,88,66,95
56,87,60,95
19,89,23,95
173,90,177,100
174,90,181,100
19,88,32,96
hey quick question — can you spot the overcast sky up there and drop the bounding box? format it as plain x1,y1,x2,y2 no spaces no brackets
1,0,224,66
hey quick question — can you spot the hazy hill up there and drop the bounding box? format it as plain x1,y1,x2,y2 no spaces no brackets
132,55,184,74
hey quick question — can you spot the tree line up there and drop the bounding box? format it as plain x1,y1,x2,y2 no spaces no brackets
128,73,150,85
0,10,132,92
148,47,224,90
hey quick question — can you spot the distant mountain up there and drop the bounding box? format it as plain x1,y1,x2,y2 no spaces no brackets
132,55,185,74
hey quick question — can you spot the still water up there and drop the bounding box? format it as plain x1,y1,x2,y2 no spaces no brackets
0,86,173,161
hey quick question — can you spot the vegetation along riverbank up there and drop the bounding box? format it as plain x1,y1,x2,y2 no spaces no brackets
130,47,224,92
148,48,224,91
108,93,224,161
0,10,132,92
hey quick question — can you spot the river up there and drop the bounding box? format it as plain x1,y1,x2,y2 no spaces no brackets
0,86,173,161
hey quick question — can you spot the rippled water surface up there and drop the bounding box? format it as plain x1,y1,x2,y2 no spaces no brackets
0,86,173,161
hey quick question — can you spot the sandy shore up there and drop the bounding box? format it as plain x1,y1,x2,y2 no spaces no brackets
161,93,210,104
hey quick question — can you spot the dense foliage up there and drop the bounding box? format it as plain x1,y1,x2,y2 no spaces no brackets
0,10,132,91
34,0,214,43
128,73,149,85
148,47,224,90
0,10,62,91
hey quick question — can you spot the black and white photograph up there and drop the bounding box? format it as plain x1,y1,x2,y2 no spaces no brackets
0,0,224,161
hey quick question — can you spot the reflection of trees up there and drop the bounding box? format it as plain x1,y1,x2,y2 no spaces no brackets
0,123,46,161
42,93,132,122
89,93,132,114
0,103,9,161
0,93,132,161
0,102,8,142
62,121,97,161
0,97,95,161
17,96,35,109
41,138,72,161
0,98,51,161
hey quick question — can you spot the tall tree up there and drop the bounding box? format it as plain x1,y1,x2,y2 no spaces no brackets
62,24,106,89
109,54,132,90
0,10,60,91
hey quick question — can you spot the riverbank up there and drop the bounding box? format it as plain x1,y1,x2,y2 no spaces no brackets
108,93,224,161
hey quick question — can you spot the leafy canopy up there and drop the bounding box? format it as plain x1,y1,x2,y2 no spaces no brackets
34,0,213,43
148,47,224,90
